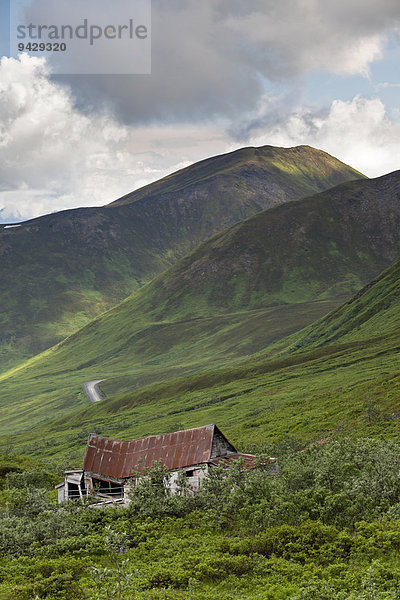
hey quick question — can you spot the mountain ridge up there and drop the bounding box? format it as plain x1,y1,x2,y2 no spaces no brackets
0,144,363,371
110,144,365,207
108,169,400,322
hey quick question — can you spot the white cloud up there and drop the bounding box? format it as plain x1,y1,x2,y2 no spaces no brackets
1,55,400,222
0,54,129,216
0,54,230,221
248,96,400,178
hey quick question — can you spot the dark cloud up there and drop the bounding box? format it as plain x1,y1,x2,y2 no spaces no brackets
52,0,400,124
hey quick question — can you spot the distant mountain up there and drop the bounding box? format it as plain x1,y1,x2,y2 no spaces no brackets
111,144,364,209
0,145,363,371
0,209,24,224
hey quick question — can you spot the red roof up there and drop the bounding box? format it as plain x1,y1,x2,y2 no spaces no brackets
83,424,230,479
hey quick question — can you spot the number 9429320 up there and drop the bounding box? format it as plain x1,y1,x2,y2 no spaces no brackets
18,42,67,52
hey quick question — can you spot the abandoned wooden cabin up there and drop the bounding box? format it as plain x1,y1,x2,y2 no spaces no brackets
56,424,278,504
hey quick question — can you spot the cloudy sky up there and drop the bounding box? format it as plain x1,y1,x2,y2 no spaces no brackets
1,0,400,222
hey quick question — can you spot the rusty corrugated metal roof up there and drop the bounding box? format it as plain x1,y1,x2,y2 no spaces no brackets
83,424,225,479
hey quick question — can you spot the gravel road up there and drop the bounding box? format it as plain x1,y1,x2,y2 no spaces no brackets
84,380,105,403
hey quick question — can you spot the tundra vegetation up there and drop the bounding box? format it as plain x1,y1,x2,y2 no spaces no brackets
2,438,400,599
1,148,400,598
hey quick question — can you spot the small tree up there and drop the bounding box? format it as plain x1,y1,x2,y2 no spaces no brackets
363,396,382,424
91,527,132,600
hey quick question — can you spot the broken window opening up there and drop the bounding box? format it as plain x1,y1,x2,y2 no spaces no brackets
92,478,124,498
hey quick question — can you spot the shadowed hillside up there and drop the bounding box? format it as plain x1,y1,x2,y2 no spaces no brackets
0,145,363,371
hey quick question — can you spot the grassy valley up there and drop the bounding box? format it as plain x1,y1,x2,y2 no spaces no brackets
280,258,400,352
1,171,400,456
5,311,400,461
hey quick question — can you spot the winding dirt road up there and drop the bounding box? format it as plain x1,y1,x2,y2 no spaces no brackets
84,380,105,403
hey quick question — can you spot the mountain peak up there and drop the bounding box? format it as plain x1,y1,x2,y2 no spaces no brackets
110,143,365,207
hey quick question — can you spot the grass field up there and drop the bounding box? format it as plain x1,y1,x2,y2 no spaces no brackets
3,292,400,464
0,297,344,442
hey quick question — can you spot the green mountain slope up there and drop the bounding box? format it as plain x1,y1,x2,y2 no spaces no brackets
33,168,400,377
5,256,400,460
0,145,362,371
2,171,400,444
156,170,400,314
279,257,400,353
